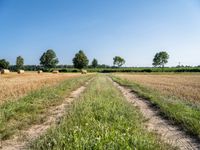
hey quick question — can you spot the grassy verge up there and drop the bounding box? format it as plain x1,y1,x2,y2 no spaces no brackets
29,76,172,150
0,75,93,140
111,75,200,138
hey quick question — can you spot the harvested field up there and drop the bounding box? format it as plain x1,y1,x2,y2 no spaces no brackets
112,74,200,138
0,72,82,104
0,75,92,141
1,79,91,150
115,73,200,103
111,77,200,150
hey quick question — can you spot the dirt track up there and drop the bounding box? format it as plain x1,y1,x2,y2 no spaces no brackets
111,78,200,150
0,80,91,150
1,77,200,150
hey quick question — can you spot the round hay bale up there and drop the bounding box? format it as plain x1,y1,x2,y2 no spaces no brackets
81,69,87,74
17,70,25,74
52,70,59,74
1,69,10,74
38,70,43,74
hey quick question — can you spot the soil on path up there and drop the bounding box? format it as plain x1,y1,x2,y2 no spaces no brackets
0,80,91,150
111,78,200,150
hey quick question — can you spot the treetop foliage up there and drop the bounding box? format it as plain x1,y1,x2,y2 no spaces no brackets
73,50,89,69
91,58,98,68
0,59,10,69
40,49,59,69
16,56,24,70
113,56,125,67
152,51,169,68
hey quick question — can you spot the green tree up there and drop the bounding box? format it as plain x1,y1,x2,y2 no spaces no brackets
73,50,89,69
40,49,59,69
91,58,98,68
0,59,10,69
153,51,169,70
16,56,24,70
113,56,125,67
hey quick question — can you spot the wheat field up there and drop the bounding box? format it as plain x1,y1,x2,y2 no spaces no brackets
0,72,81,104
115,73,200,103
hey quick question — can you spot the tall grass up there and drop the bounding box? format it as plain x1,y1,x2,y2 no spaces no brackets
29,76,171,150
0,75,92,140
111,75,200,138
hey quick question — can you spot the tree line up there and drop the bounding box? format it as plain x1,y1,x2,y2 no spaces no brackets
0,49,171,71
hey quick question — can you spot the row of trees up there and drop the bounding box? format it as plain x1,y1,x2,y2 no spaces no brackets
0,49,170,70
39,49,128,70
0,56,24,70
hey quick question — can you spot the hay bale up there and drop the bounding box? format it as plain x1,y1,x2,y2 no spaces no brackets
1,69,10,74
81,69,87,74
52,70,59,74
38,70,43,74
17,70,25,74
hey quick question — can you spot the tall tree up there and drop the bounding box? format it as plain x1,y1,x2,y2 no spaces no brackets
40,49,59,69
16,56,24,70
153,51,169,70
73,50,89,69
113,56,125,67
91,58,98,68
0,59,10,69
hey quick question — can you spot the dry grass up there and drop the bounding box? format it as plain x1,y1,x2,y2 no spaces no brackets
0,72,82,104
115,73,200,103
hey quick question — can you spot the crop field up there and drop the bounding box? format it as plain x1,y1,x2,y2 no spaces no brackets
112,73,200,140
114,73,200,103
0,72,82,104
2,1,200,149
0,73,200,149
29,76,171,150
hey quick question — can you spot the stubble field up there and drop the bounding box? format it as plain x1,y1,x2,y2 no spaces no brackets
0,72,200,150
0,72,82,104
114,73,200,103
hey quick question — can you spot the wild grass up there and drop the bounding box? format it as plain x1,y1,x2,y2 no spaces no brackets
0,72,82,105
111,75,200,138
29,76,172,150
114,73,200,104
0,75,92,140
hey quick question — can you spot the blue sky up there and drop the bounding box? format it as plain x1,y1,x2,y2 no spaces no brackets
0,0,200,67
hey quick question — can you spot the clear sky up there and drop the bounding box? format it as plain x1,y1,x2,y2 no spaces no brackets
0,0,200,67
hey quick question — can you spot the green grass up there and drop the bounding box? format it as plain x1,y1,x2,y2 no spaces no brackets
0,75,93,140
29,76,172,150
111,75,200,138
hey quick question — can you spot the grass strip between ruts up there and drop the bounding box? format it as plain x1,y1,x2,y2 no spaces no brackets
30,76,172,150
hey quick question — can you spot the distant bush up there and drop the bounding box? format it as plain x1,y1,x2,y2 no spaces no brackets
8,65,200,73
58,68,79,73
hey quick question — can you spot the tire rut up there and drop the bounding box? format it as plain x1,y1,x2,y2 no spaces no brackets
111,78,200,150
0,80,91,150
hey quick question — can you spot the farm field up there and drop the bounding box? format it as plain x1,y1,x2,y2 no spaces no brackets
0,74,199,149
111,73,200,138
114,73,200,104
29,76,172,150
0,72,83,105
0,74,93,141
2,0,200,149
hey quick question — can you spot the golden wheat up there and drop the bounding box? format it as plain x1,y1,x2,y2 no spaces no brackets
115,73,200,103
0,72,81,104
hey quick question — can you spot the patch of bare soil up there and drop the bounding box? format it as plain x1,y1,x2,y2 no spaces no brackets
111,79,200,150
0,81,91,150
